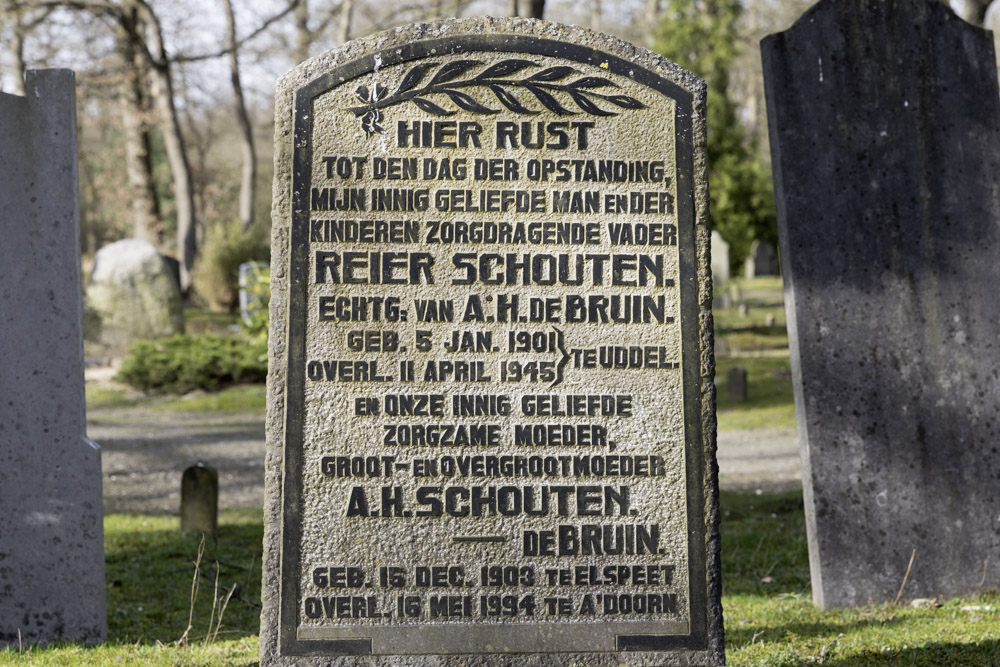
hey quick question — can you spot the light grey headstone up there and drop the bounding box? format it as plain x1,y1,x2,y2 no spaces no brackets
726,367,747,403
239,261,269,326
0,70,107,645
181,463,218,533
764,313,775,327
84,238,184,357
262,18,723,666
710,231,730,286
743,240,778,278
763,0,1000,608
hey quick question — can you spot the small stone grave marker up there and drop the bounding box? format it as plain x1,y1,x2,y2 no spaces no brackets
726,367,748,403
711,231,730,285
743,240,778,278
262,18,723,665
181,463,219,533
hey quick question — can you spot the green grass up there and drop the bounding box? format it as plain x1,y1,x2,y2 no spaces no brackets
184,307,241,335
716,355,796,430
719,492,1000,666
2,496,998,665
84,385,140,409
0,510,263,665
151,384,268,413
715,276,789,352
87,384,267,415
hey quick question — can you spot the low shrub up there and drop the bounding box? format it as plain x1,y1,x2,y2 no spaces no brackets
192,219,269,311
116,333,267,393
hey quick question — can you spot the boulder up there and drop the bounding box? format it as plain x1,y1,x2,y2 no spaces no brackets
84,239,183,356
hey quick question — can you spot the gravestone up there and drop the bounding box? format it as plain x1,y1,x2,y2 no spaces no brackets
710,231,730,286
181,463,219,533
726,367,747,403
762,0,1000,608
84,238,184,356
239,261,270,325
743,240,778,278
0,70,107,645
261,18,723,666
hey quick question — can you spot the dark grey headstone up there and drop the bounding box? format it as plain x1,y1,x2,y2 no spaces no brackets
0,70,107,645
763,0,1000,608
262,17,723,666
181,463,218,533
726,367,747,403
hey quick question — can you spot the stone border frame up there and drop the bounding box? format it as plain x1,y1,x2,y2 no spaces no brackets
263,17,721,666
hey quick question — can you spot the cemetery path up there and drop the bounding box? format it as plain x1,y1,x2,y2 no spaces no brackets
716,427,801,493
87,407,266,515
86,405,801,514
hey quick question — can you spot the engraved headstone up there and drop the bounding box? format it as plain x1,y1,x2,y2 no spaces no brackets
710,231,730,286
743,240,778,278
726,367,747,403
763,0,1000,608
0,70,107,645
181,463,219,533
262,18,722,665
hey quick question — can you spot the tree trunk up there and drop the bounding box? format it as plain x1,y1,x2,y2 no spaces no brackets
336,0,355,44
590,0,600,30
9,18,26,95
221,0,256,231
294,0,311,64
525,0,543,18
643,0,661,46
117,8,162,244
134,0,197,292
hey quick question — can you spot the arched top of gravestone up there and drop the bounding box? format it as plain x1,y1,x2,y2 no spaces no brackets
272,20,708,210
763,0,996,72
278,18,705,108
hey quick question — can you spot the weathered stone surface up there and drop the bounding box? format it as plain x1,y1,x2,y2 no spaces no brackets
710,231,730,286
743,240,777,278
262,18,721,665
763,0,1000,608
84,238,184,356
0,69,107,645
181,463,218,533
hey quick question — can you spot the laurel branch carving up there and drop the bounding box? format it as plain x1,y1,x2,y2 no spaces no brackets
351,59,645,135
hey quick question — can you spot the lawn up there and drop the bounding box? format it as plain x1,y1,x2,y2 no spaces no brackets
2,495,998,665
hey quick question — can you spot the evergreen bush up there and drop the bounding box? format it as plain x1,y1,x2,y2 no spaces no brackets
116,334,267,393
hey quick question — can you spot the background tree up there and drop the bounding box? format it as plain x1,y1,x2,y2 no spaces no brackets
654,0,777,271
